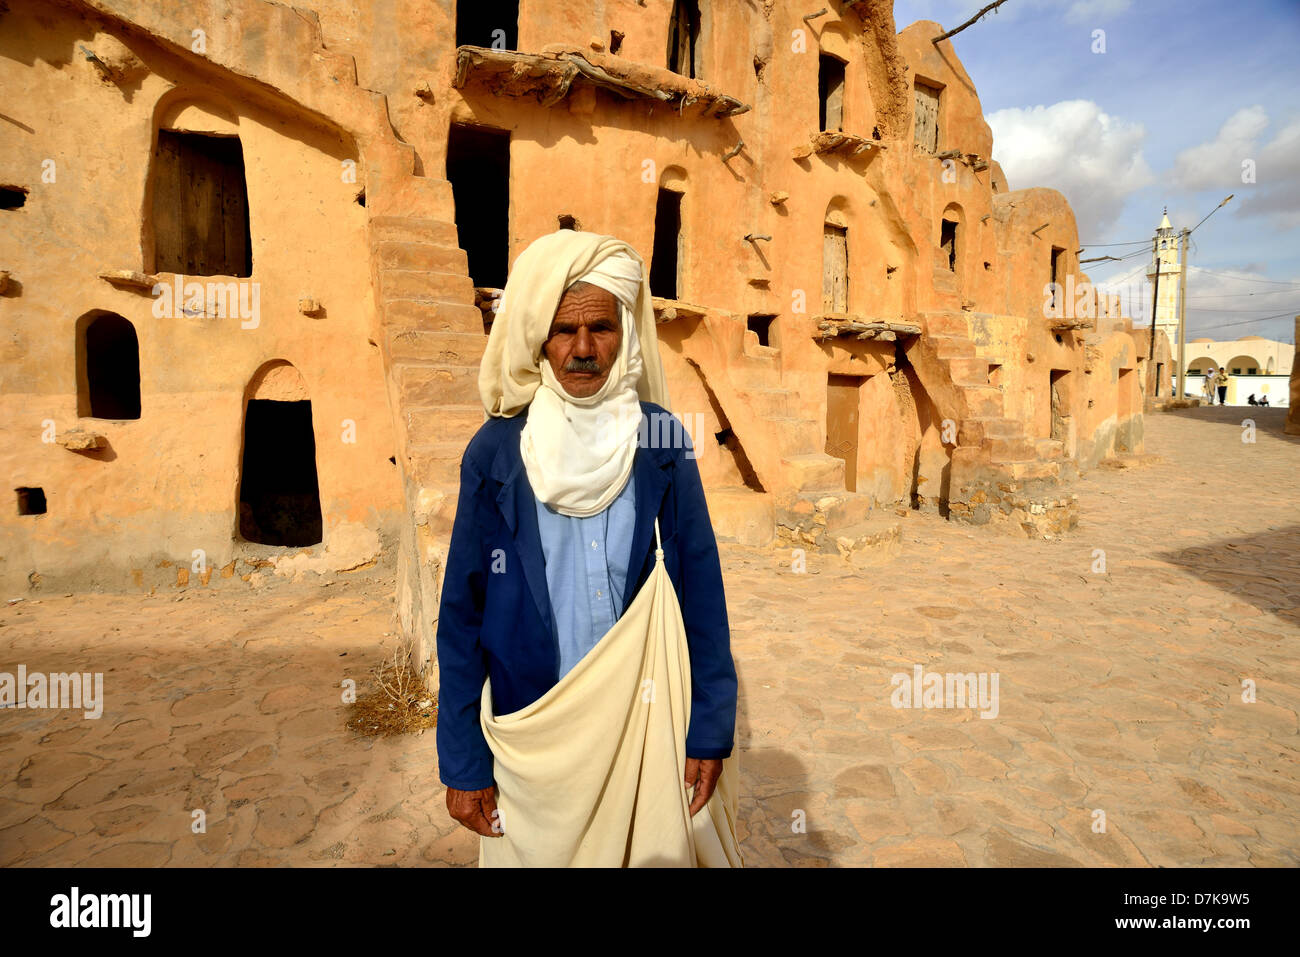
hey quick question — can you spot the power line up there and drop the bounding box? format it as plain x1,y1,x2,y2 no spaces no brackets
1188,290,1300,300
1187,305,1300,314
1186,310,1299,331
1077,239,1152,248
1187,265,1300,285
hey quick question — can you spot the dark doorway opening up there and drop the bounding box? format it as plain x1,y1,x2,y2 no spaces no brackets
667,0,702,77
238,399,323,547
818,54,846,131
747,314,777,348
650,188,682,299
1049,245,1065,310
152,131,252,276
447,123,510,288
456,1,518,49
940,218,958,272
80,312,141,419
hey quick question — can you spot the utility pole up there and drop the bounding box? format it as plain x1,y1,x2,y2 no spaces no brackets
1175,226,1191,400
1147,237,1161,368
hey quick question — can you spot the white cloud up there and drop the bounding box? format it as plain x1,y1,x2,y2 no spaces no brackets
1172,109,1300,230
1238,117,1300,230
1171,106,1268,191
987,99,1154,237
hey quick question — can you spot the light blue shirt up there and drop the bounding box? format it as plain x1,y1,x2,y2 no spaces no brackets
533,470,638,679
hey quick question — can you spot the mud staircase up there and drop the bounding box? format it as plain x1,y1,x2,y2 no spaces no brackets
677,318,901,560
914,261,1078,534
366,175,488,670
919,309,1065,484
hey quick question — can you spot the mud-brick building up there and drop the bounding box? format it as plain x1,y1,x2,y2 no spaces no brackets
0,1,1169,671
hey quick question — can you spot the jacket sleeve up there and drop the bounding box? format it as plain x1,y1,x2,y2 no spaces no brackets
435,454,496,791
672,432,739,760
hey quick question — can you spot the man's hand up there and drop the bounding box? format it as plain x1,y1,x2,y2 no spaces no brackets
446,785,503,837
684,757,723,817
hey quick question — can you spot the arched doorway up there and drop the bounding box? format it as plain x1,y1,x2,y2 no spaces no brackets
237,361,322,546
77,311,141,419
1224,354,1261,376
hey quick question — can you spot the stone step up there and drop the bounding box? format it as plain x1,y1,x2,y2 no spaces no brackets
986,435,1038,461
404,440,466,487
958,416,1021,446
380,269,476,305
921,311,970,337
376,241,469,273
762,416,821,456
781,452,845,492
405,403,485,441
370,176,457,220
998,460,1062,482
701,486,775,547
1035,438,1065,459
370,216,460,246
728,356,782,389
395,362,481,406
742,340,782,361
387,328,487,363
932,267,959,296
964,386,1004,417
384,299,485,334
948,356,989,386
742,387,795,419
930,335,976,359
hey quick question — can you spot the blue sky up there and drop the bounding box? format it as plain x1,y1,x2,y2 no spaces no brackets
893,0,1300,341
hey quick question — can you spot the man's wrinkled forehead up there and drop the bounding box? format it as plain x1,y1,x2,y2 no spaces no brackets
549,282,622,332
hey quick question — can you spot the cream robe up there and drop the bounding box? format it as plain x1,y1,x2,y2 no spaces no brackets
478,518,743,867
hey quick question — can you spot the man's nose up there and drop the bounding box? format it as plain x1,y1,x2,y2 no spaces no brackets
573,325,595,355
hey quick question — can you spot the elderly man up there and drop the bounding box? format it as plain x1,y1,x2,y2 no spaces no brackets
435,229,741,867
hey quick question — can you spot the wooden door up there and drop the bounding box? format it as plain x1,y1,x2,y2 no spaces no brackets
826,374,862,492
823,224,848,313
914,82,940,153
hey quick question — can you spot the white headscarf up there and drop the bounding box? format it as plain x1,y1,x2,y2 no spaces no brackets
478,230,672,517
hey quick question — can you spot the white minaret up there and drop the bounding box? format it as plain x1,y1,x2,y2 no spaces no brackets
1146,208,1181,345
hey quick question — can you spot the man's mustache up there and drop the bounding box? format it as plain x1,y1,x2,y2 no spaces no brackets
566,357,602,373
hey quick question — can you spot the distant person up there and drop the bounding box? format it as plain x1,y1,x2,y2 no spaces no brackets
1247,393,1259,406
1201,369,1216,403
1215,367,1230,405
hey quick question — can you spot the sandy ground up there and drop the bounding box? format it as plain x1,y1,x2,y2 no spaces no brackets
1,405,1296,867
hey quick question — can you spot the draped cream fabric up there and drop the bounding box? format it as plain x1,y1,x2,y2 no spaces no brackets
478,518,744,868
477,230,673,517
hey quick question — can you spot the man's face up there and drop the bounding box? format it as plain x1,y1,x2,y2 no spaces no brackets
542,282,622,399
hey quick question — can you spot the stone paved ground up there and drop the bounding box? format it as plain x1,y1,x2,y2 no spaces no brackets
2,406,1296,866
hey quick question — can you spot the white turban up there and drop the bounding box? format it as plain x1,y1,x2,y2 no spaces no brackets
478,230,672,517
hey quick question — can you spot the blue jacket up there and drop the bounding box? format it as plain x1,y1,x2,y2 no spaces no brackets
435,400,739,791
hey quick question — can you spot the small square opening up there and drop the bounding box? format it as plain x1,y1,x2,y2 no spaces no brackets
747,314,777,348
0,185,28,209
16,487,46,515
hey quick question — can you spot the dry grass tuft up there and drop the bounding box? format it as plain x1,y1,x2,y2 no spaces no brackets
345,639,438,737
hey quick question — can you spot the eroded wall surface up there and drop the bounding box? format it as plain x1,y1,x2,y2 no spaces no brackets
3,0,1159,666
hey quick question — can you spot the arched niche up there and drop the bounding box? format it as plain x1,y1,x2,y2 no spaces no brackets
75,310,141,420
